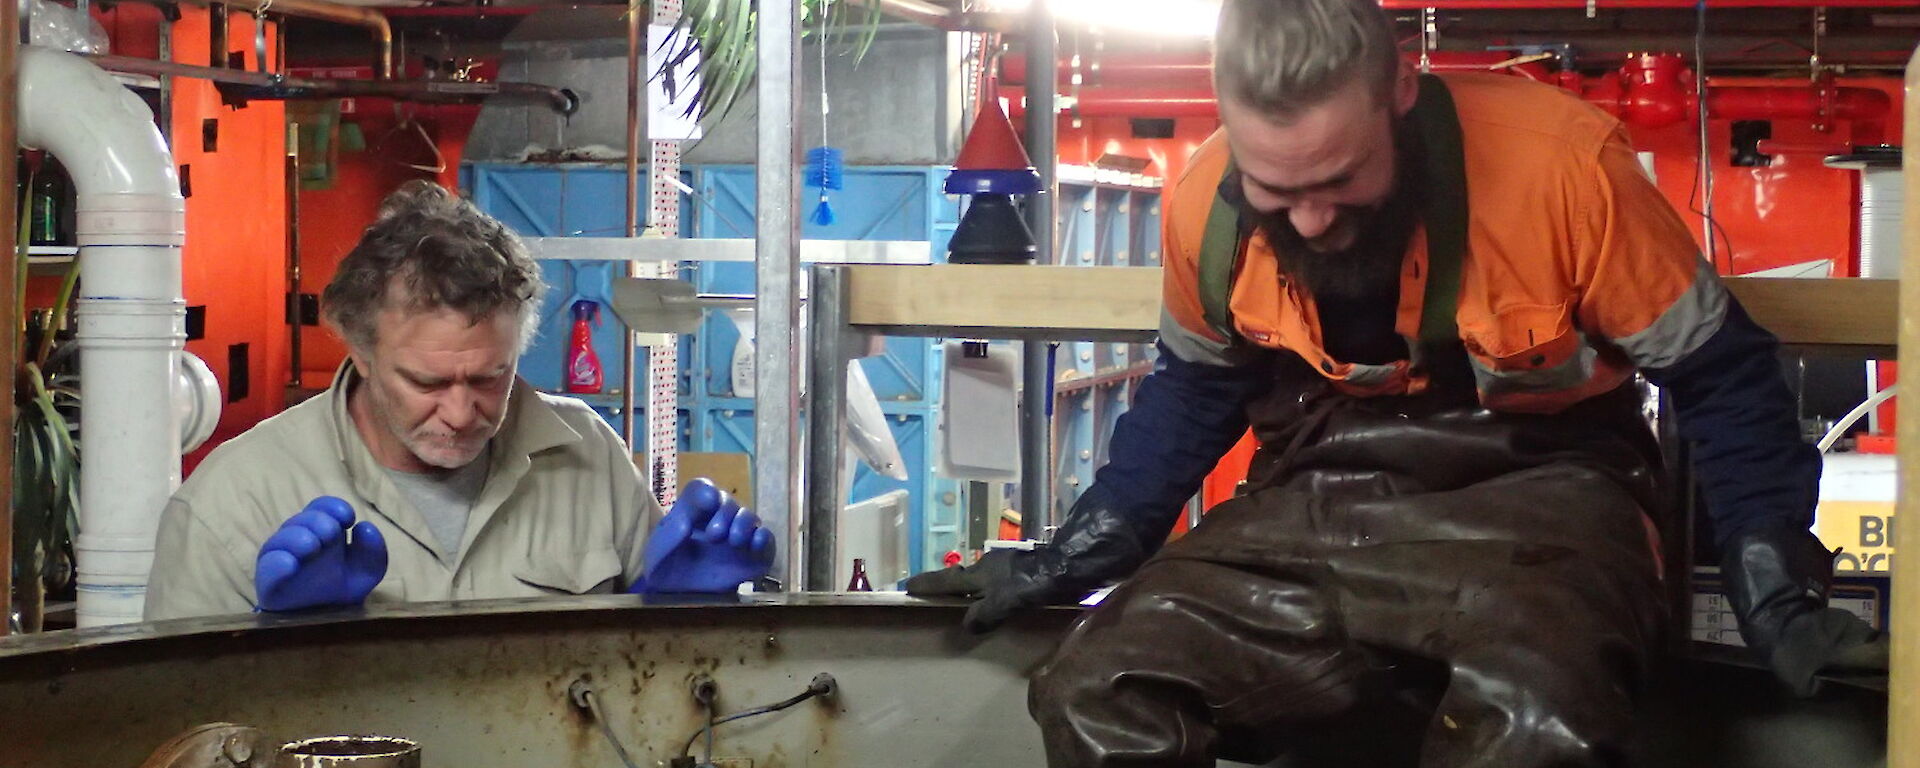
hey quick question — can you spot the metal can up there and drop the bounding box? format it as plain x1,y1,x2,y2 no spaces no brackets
275,736,421,768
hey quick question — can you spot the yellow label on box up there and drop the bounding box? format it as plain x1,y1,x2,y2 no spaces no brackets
1815,499,1896,574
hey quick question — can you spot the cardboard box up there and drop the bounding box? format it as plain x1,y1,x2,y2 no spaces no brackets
1692,567,1889,647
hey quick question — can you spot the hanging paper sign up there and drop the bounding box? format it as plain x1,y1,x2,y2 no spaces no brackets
648,23,704,141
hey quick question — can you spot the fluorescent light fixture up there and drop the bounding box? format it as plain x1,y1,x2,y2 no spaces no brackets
983,0,1222,38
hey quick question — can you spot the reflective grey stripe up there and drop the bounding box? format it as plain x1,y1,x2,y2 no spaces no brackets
1345,363,1399,388
1160,306,1250,367
1469,340,1599,395
1613,258,1730,370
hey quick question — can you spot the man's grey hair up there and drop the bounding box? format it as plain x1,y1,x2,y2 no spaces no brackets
1213,0,1401,120
322,180,546,353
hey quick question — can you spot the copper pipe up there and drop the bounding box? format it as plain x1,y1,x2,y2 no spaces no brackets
218,0,393,79
0,0,18,638
1890,41,1920,768
620,0,640,448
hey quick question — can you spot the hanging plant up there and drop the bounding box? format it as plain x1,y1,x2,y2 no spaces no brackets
9,159,81,634
650,0,882,122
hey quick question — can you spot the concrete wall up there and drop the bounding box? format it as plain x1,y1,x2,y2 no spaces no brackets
465,9,963,166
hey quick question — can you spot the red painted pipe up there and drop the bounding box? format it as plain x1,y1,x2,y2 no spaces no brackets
380,6,539,17
1379,0,1917,8
1004,85,1220,118
1009,51,1889,140
1753,139,1854,156
1711,85,1891,122
1002,52,1211,87
1000,50,1551,87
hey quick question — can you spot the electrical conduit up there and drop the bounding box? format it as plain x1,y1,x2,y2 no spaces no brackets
18,47,188,627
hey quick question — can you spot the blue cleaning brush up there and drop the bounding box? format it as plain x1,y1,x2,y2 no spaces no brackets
806,145,843,226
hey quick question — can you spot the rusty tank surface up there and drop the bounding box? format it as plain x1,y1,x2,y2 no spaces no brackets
0,592,1892,767
0,594,1074,768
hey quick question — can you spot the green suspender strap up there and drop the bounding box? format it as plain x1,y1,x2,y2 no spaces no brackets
1410,74,1470,347
1196,161,1245,341
1194,74,1471,349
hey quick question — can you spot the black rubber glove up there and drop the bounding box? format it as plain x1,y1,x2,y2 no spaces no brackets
904,485,1164,633
1721,519,1889,696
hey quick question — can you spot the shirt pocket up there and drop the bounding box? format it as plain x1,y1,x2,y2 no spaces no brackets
513,547,624,595
1460,300,1579,373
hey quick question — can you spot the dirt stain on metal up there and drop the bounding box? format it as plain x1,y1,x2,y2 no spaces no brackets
563,691,595,768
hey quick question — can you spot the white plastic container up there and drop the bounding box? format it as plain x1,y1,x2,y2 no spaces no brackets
1814,452,1897,574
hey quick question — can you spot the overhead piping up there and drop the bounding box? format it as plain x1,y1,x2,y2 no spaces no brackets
231,0,393,78
82,53,579,114
1005,52,1891,142
116,0,396,78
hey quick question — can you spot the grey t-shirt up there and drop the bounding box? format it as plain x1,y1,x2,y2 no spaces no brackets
385,457,490,561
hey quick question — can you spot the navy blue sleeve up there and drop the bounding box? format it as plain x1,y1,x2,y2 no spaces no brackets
1079,341,1273,539
1641,298,1821,547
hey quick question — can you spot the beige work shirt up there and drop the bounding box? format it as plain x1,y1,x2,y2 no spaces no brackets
144,365,661,621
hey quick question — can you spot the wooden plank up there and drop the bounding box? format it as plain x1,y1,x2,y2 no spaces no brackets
844,265,1161,336
1891,49,1919,768
842,266,1896,351
1725,277,1898,349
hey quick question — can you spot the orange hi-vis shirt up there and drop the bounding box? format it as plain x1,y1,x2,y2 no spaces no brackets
1159,73,1726,414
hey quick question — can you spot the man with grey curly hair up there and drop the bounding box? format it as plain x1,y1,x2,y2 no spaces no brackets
147,181,772,620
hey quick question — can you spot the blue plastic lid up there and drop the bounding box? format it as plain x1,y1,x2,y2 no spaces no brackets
944,167,1043,196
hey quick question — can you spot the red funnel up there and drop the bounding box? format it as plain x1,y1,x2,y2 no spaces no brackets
956,97,1035,171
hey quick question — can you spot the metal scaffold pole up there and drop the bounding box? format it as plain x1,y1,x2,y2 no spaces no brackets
1018,0,1057,539
755,0,804,588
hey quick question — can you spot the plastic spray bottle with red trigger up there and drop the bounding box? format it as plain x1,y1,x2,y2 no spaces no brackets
565,300,604,394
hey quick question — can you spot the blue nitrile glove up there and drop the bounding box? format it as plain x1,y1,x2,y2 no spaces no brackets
255,496,389,612
633,478,775,593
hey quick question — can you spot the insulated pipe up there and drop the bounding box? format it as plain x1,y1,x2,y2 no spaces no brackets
18,48,187,627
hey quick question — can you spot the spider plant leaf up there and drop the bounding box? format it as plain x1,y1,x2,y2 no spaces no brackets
13,416,49,568
16,167,34,334
851,0,880,64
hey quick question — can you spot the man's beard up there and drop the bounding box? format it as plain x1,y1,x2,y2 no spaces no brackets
1251,121,1425,301
371,381,501,470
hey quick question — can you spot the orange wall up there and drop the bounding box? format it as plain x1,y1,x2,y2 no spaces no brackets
94,4,291,472
1634,75,1904,277
287,79,476,387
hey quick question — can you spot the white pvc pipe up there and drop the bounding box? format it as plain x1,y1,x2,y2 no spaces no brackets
18,47,186,626
1860,167,1904,280
1819,385,1897,454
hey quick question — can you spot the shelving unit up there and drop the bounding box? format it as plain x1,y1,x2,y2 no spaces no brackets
26,245,76,276
1048,178,1162,519
464,160,1165,578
